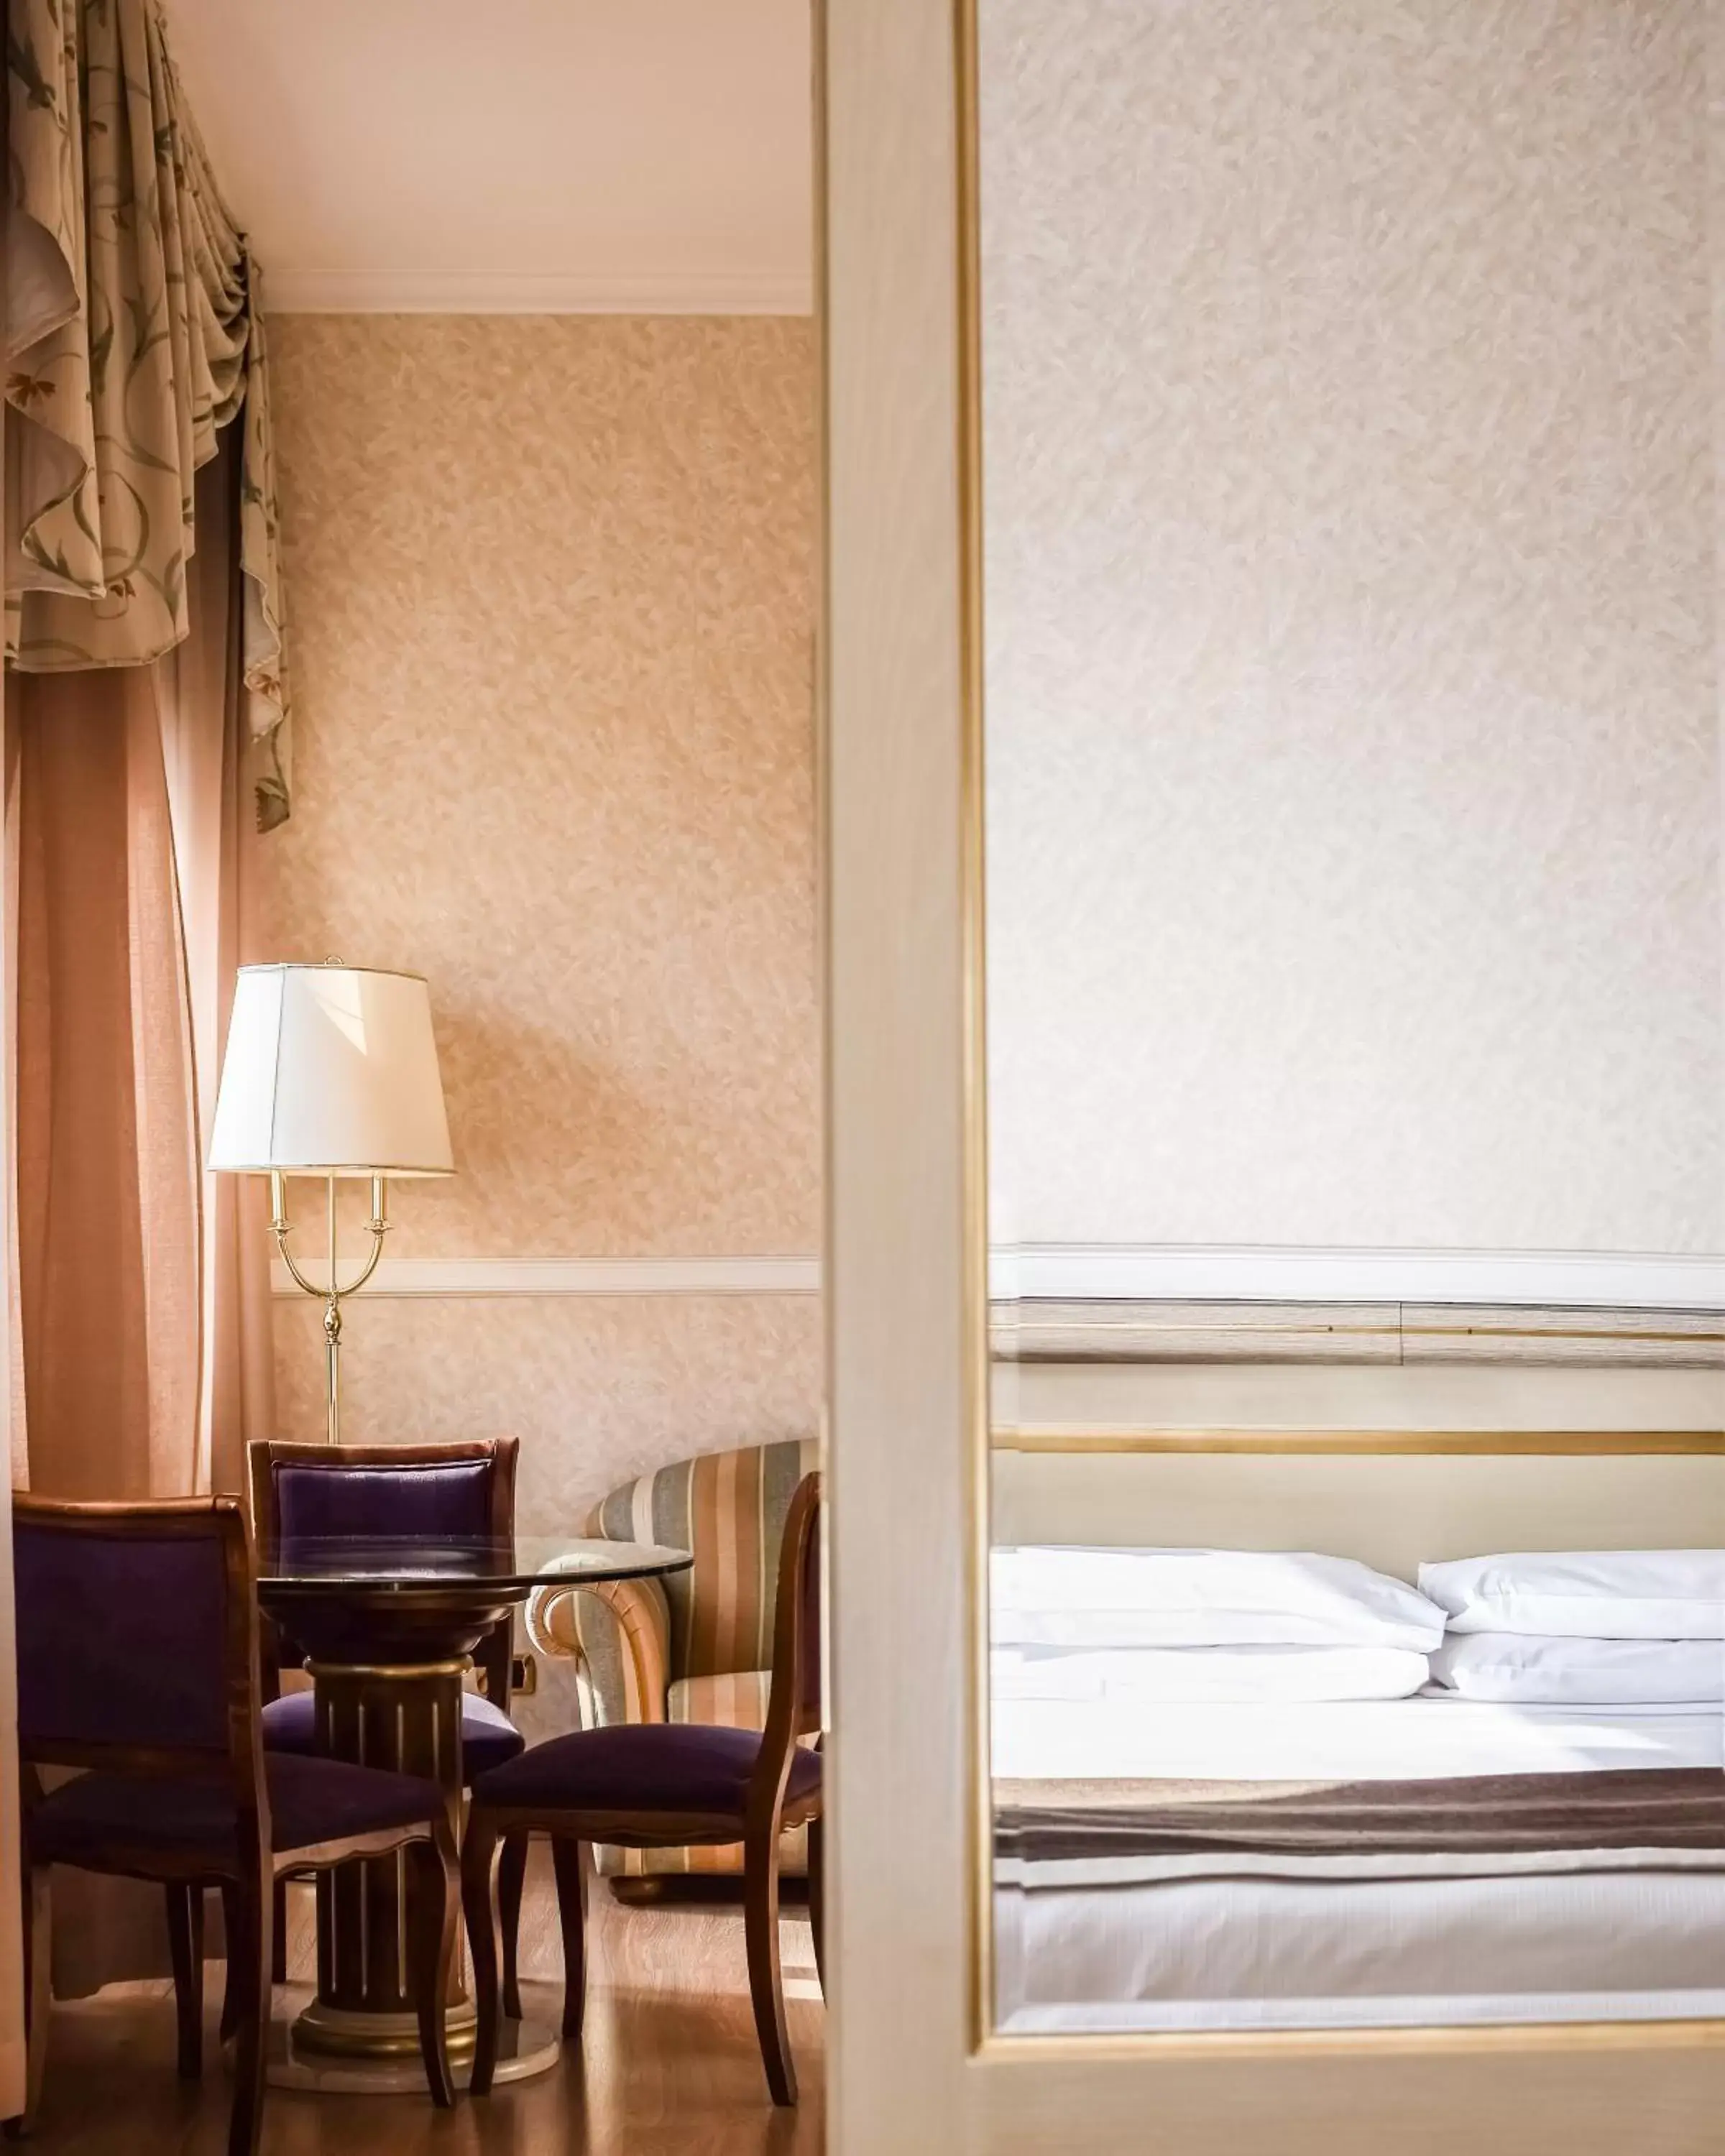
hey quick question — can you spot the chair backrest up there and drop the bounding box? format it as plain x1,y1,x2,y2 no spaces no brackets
248,1437,519,1704
755,1474,823,1789
12,1496,266,1828
584,1437,818,1682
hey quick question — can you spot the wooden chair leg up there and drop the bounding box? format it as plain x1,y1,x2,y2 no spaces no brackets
743,1820,796,2106
408,1828,459,2109
224,1867,272,2156
270,1879,288,1986
165,1883,206,2079
549,1835,588,2043
807,1812,825,1997
218,1884,241,2043
498,1829,528,2019
5,1863,52,2138
461,1815,504,2097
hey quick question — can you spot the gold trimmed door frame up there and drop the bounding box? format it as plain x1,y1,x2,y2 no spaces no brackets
822,1,1725,2149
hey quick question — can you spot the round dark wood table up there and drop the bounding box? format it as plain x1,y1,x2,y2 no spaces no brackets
256,1534,691,2092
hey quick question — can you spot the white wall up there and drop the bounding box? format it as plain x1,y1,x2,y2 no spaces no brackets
980,0,1724,1261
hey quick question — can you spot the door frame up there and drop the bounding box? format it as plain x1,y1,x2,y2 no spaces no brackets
820,1,1725,2149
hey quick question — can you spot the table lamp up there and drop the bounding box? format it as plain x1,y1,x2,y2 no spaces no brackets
208,961,454,1444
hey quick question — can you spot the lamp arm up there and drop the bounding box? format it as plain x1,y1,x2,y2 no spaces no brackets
341,1207,390,1296
271,1219,324,1299
270,1174,392,1299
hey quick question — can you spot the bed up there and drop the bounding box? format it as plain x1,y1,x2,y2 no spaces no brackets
988,1439,1725,2035
994,1695,1725,2032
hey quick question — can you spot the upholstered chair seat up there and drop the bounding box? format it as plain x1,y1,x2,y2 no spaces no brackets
470,1722,822,1823
526,1435,818,1884
260,1687,525,1779
29,1753,446,1864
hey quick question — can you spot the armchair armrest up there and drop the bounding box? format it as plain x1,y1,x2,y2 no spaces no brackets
525,1573,672,1726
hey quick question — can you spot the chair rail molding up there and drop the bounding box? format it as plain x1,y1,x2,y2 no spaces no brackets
269,1254,822,1298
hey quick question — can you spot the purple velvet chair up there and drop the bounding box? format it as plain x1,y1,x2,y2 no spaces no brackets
10,1494,459,2156
463,1472,824,2106
247,1437,530,1988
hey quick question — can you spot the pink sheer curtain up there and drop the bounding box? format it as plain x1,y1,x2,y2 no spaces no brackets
4,433,276,1996
10,433,274,1502
11,663,202,1499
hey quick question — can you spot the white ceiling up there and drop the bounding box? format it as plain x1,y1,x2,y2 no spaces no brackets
164,0,814,313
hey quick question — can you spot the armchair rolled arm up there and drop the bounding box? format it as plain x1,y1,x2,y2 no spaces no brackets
525,1572,673,1726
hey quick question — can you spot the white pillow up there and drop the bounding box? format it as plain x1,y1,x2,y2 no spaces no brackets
992,1641,1431,1704
1418,1550,1725,1640
1430,1631,1724,1705
990,1547,1447,1651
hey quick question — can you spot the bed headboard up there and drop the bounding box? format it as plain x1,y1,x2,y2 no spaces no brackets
990,1433,1725,1583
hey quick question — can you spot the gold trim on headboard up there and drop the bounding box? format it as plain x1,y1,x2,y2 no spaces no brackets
989,1300,1725,1366
991,1427,1725,1455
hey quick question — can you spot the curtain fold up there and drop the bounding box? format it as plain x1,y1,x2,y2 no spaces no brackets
159,434,277,1497
5,0,291,830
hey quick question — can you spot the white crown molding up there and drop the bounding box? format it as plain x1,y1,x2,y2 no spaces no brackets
987,1245,1725,1311
264,268,815,316
270,1253,819,1299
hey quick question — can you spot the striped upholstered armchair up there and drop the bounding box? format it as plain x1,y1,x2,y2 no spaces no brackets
525,1436,820,1884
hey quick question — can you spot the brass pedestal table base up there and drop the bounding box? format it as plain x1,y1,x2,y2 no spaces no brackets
266,1986,558,2093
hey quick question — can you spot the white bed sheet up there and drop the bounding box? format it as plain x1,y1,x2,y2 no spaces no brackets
992,1688,1724,1783
993,1695,1725,2032
996,1872,1725,2031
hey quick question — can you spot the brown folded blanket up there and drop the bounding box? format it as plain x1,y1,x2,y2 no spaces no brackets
993,1768,1725,1866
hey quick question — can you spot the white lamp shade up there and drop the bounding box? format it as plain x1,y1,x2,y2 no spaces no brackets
208,964,454,1176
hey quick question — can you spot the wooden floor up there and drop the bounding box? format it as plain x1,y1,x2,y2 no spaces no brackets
23,1848,824,2155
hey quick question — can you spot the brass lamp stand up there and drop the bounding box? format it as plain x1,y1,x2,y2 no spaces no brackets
270,1171,391,1447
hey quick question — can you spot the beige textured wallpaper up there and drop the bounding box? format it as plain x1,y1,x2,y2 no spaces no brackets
980,0,1724,1256
264,314,818,1259
272,1293,821,1536
257,315,820,1506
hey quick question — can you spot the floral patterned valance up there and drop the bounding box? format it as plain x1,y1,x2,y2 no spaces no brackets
6,0,291,828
